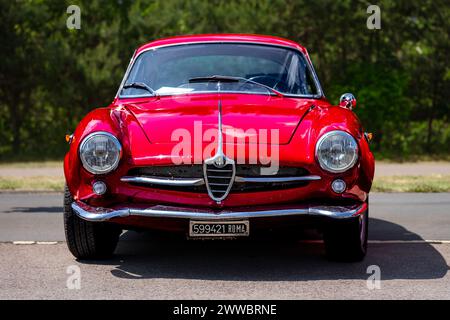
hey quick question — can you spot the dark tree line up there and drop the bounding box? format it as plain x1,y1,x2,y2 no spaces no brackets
0,0,448,160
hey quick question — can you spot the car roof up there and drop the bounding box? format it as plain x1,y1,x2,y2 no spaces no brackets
135,34,308,56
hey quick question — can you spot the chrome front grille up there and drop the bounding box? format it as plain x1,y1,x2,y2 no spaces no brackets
204,162,235,202
127,165,203,178
127,165,308,179
122,165,319,197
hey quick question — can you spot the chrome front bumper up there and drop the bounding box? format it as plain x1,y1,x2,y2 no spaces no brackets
71,201,367,222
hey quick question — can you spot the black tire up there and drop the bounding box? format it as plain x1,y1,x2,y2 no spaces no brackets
323,205,368,262
63,185,121,259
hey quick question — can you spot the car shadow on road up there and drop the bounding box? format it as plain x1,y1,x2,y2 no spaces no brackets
4,206,63,213
78,218,449,281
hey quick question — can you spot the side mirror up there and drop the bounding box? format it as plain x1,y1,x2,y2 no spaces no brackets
339,93,356,110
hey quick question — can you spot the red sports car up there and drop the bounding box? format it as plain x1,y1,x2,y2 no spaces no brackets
64,34,374,261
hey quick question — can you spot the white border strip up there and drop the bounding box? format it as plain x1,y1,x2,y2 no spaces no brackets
3,240,450,245
297,240,450,244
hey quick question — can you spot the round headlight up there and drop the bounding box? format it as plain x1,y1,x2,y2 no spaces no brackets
316,131,358,173
79,132,122,174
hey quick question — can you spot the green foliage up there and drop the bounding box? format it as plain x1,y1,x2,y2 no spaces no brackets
0,0,448,161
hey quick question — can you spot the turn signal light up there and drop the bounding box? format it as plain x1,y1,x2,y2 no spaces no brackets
65,134,74,144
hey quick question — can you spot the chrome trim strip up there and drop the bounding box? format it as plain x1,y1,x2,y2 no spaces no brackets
234,175,321,183
304,48,325,98
120,176,205,186
116,50,137,98
71,201,367,222
121,175,321,186
118,90,275,99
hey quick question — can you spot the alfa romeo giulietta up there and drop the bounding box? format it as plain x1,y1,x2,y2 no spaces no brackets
64,34,374,261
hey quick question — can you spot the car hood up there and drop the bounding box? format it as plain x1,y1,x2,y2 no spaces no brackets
122,94,316,145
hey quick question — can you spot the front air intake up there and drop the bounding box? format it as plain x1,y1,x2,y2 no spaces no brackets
204,159,235,202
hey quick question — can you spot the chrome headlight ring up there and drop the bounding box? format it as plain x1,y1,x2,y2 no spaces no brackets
79,131,122,175
315,130,359,173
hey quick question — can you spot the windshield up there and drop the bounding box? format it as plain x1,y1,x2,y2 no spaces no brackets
120,43,320,97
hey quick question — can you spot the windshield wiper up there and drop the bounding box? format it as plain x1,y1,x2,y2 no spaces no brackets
188,75,283,97
122,82,157,96
189,75,241,83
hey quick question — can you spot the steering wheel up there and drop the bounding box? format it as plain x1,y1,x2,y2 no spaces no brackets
247,75,288,93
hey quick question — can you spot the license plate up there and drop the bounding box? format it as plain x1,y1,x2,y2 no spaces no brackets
189,220,249,237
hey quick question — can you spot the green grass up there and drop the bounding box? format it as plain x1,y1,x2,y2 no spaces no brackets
0,161,62,168
372,154,450,163
0,176,64,192
372,175,450,192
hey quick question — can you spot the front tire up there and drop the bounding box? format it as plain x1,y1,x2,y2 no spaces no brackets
63,185,121,259
323,206,368,262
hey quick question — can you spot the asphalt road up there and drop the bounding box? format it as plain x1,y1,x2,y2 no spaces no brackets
0,192,449,299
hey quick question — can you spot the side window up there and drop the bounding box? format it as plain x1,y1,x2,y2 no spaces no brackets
304,67,318,95
121,52,154,96
285,54,318,95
